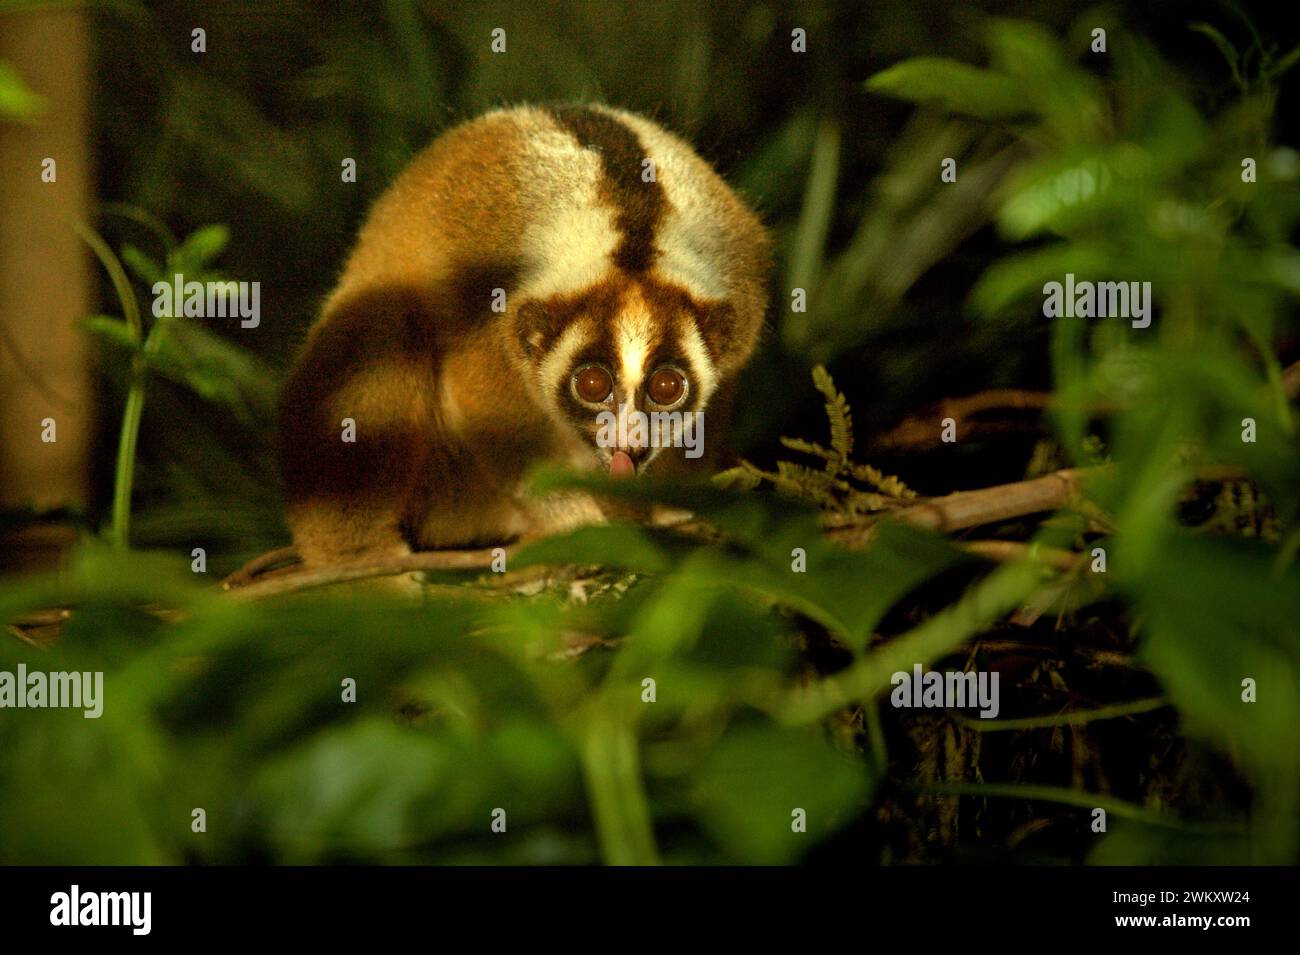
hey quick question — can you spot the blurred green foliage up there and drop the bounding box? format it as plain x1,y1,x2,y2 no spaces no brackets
1,2,1298,864
0,59,43,121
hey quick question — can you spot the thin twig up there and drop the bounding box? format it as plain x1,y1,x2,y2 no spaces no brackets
224,548,509,600
221,546,300,587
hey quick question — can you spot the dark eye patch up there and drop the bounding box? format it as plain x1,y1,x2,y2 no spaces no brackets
569,335,617,371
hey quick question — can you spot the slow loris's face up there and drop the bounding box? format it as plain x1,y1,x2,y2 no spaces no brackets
514,277,722,476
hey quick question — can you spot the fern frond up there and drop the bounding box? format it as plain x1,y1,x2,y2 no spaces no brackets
812,365,853,467
849,461,917,499
774,460,837,504
723,366,916,516
779,436,838,461
713,463,765,491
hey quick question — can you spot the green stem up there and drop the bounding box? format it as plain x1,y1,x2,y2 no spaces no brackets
100,202,178,251
109,356,147,548
70,217,149,549
70,218,141,339
955,696,1170,731
580,715,659,866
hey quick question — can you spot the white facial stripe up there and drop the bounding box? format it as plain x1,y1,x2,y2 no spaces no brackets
537,320,592,416
617,306,654,392
677,319,718,405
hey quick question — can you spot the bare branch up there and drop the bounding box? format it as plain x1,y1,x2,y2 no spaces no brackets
827,467,1094,547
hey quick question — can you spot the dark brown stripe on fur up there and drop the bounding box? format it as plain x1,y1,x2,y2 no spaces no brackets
546,105,667,273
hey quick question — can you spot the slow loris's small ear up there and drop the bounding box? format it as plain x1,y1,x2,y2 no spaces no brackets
693,301,750,373
513,300,556,360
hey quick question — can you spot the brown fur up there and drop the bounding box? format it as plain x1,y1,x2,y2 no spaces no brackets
279,106,771,567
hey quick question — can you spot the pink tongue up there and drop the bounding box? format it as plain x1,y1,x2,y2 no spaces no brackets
610,450,636,479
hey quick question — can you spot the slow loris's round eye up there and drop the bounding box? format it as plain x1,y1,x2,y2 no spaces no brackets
573,365,613,403
648,368,686,406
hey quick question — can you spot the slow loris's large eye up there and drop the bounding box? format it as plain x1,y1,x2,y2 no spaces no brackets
647,367,686,406
573,365,613,403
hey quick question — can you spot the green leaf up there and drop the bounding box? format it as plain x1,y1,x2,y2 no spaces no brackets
1127,536,1300,862
71,219,143,340
120,244,166,286
866,58,1030,120
690,724,871,864
581,717,658,865
145,319,277,420
519,471,965,652
783,118,840,351
968,241,1110,317
169,224,230,273
512,522,676,575
0,60,43,122
81,314,140,352
1267,43,1300,81
985,18,1103,141
251,719,470,860
785,559,1048,723
0,709,170,863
